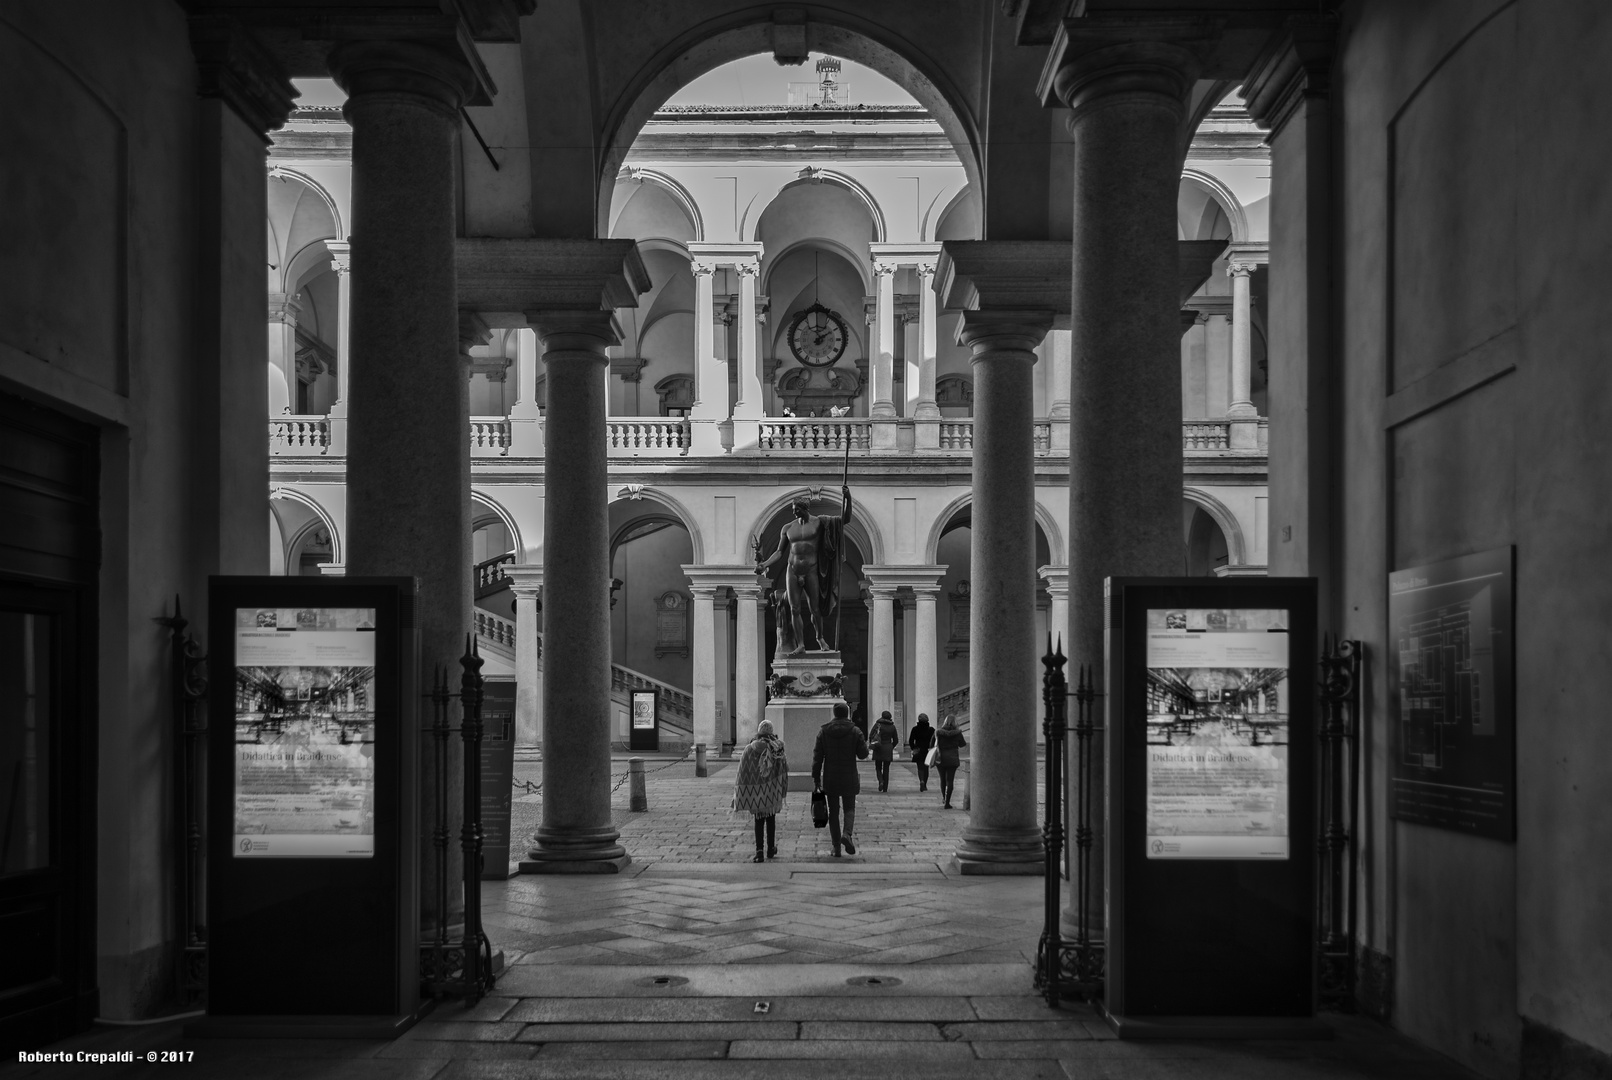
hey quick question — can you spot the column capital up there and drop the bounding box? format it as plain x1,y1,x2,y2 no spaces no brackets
862,565,946,592
956,310,1055,356
528,310,623,356
187,13,297,138
682,565,764,593
735,262,760,279
325,239,351,275
1037,564,1069,596
458,310,493,356
1036,16,1226,117
1228,261,1257,279
505,564,544,600
328,39,483,119
267,294,301,324
872,262,897,279
1241,15,1338,138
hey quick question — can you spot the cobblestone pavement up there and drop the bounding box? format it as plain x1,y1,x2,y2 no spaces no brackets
21,756,1484,1079
509,754,1001,868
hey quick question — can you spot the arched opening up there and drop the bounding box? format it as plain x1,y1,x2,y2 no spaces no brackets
266,171,341,416
1184,502,1231,577
609,504,696,699
268,492,339,576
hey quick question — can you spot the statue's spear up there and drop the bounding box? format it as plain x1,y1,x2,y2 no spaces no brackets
834,428,851,653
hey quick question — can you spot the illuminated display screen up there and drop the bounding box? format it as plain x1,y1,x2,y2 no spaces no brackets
631,691,657,731
1143,608,1290,860
232,607,377,858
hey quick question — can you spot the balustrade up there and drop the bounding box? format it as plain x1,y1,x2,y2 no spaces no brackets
758,418,871,451
267,414,1264,459
469,416,511,455
269,416,331,454
1183,420,1231,450
474,610,515,651
607,418,689,453
610,663,694,720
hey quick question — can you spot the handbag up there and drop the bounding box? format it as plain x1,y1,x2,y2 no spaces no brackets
811,787,829,828
923,743,939,768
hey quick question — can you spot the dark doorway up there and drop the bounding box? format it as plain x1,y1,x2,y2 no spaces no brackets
0,393,100,1047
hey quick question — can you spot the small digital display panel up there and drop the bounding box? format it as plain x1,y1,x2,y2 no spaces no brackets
1143,608,1291,860
233,607,377,858
631,691,657,731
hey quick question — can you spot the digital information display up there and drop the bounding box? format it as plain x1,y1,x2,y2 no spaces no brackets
233,607,377,858
631,691,657,731
1143,608,1291,860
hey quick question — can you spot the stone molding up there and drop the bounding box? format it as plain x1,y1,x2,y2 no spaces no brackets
504,564,543,600
935,241,1070,315
957,310,1055,356
861,565,946,592
187,14,298,137
327,39,484,116
1241,15,1337,139
456,238,651,315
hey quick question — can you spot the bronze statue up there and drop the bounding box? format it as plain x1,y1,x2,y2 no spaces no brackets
755,486,853,655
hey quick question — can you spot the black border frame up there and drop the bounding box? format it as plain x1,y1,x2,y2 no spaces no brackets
205,576,418,1018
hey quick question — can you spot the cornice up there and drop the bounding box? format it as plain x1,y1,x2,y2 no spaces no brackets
935,241,1071,314
1241,15,1337,139
187,14,298,138
456,238,651,315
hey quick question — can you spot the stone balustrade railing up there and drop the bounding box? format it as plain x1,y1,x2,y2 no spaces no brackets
269,415,1268,459
469,416,511,455
474,610,515,651
608,418,689,453
938,683,971,731
759,418,871,451
474,552,514,597
610,663,694,721
269,415,330,454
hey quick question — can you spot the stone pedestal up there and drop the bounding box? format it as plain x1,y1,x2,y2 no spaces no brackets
763,651,845,792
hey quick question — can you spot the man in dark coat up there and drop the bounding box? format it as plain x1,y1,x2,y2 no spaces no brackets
907,713,936,792
812,702,868,856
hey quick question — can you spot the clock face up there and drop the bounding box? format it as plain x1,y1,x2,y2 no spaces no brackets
788,303,849,367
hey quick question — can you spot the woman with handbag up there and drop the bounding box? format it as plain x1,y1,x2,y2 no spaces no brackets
907,713,935,792
935,713,967,809
811,702,869,856
733,719,788,862
869,710,900,792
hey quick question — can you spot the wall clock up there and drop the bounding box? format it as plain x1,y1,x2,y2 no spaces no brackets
787,302,850,367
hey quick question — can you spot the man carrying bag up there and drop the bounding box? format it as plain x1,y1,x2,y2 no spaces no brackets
907,713,936,792
812,702,868,856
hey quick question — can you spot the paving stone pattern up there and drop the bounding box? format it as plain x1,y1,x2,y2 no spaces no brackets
20,754,1483,1079
510,755,996,867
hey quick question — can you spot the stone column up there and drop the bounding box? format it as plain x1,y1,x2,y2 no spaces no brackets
1206,306,1233,416
689,262,724,455
1039,566,1070,656
330,39,480,909
689,584,719,748
509,327,543,456
507,566,544,747
326,242,352,413
1052,33,1201,924
1046,329,1072,452
521,311,628,872
915,262,941,449
1228,261,1257,417
871,264,897,417
267,293,300,415
734,583,763,745
913,584,940,729
732,260,764,451
955,311,1052,874
868,583,897,721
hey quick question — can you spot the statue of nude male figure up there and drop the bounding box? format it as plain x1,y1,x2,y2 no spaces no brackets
755,487,853,655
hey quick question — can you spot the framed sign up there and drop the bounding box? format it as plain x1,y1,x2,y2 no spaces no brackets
479,679,517,880
1388,547,1514,840
1104,577,1322,1038
202,576,422,1033
629,690,659,752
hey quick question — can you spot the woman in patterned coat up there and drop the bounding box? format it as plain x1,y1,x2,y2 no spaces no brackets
734,719,789,862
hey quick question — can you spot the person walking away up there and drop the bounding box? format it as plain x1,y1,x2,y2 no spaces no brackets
734,719,788,861
869,710,899,792
936,714,967,809
812,702,868,856
907,713,936,792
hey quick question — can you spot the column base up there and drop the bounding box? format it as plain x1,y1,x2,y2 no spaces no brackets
869,416,899,452
521,825,631,874
952,824,1045,875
